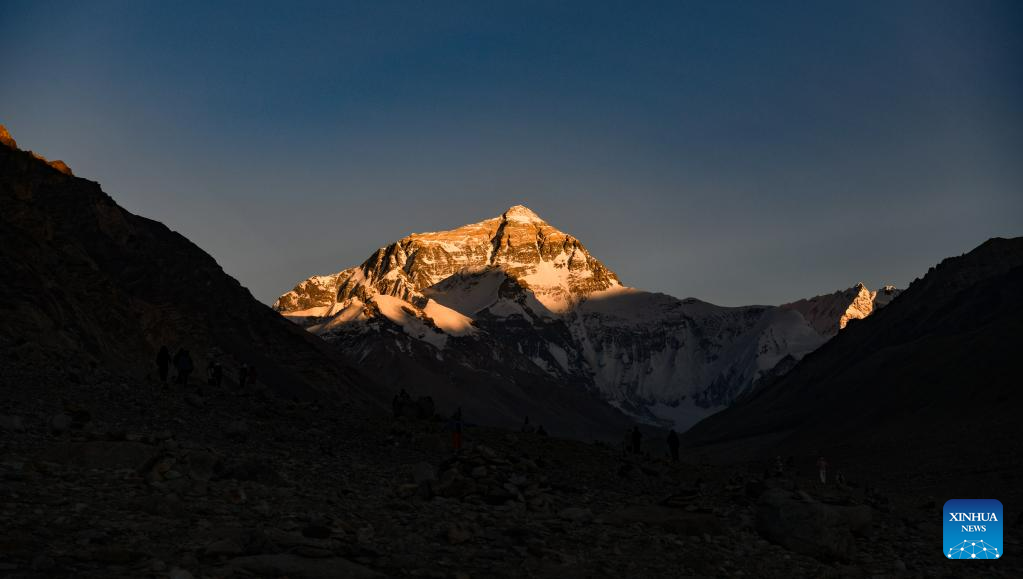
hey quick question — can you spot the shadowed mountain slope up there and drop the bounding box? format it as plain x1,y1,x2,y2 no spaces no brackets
684,237,1023,470
0,127,376,407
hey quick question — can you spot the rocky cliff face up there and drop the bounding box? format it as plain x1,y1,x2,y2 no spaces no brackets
276,206,899,431
780,283,902,337
1,124,73,175
0,124,17,149
685,237,1023,470
275,205,621,316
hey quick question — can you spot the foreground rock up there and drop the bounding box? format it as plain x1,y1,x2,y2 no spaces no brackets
0,362,1016,578
756,487,870,561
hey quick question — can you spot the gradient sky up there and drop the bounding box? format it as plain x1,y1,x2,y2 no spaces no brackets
2,1,1021,306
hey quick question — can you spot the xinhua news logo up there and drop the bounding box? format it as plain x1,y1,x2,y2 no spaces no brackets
944,499,1003,560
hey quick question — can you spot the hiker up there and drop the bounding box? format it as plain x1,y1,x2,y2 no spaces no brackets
621,429,632,457
521,416,533,433
666,429,680,462
631,426,642,455
239,363,249,389
450,407,463,451
173,348,194,385
773,455,785,476
206,361,222,387
537,425,548,437
156,345,170,383
816,455,829,484
399,388,411,401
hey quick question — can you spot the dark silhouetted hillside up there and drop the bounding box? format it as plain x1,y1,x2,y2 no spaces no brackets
0,127,376,406
685,237,1023,475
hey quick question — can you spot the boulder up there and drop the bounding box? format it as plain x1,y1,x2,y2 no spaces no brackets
833,504,874,538
755,488,858,561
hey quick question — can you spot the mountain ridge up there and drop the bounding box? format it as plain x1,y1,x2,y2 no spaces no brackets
684,236,1023,466
0,124,377,408
274,204,622,317
275,205,900,431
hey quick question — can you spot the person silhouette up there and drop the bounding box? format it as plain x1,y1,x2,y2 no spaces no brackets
666,429,680,462
521,416,534,433
450,407,463,451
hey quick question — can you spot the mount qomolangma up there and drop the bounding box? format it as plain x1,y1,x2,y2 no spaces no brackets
275,205,901,433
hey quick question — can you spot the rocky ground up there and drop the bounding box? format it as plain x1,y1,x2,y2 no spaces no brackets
1,363,1019,578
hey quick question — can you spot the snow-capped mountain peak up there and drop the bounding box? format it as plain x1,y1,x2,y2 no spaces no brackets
274,205,622,318
274,205,900,433
780,283,903,336
502,204,544,224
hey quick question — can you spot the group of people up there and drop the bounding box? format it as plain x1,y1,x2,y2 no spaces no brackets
815,455,844,485
155,345,256,391
391,388,413,417
390,388,436,419
155,346,194,385
386,388,842,482
767,453,843,486
389,389,464,451
622,426,842,488
623,426,681,462
519,416,548,437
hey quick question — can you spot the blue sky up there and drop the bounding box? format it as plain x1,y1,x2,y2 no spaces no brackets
2,1,1021,305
